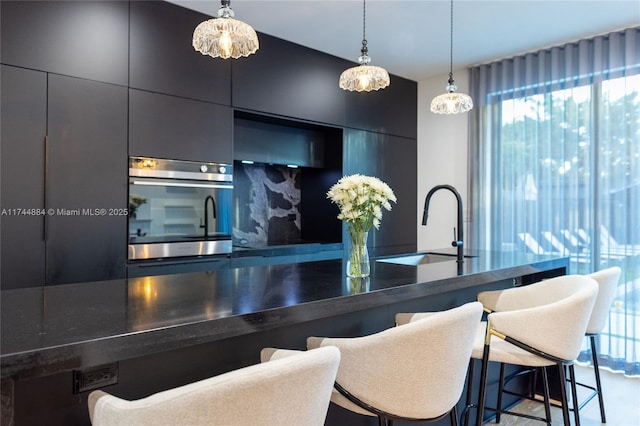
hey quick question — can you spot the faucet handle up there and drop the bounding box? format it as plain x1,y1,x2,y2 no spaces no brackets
452,227,464,247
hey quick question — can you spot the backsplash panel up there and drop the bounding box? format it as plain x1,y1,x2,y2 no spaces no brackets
233,162,301,248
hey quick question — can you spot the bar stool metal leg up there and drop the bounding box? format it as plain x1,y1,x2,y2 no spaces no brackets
568,364,581,426
557,363,571,426
476,343,491,426
495,363,506,423
463,359,475,426
590,334,607,423
451,405,459,426
540,366,552,426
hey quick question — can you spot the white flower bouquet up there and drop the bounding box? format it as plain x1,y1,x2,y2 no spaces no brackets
327,174,397,233
327,174,396,277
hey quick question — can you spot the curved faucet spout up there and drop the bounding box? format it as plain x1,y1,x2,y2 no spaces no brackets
422,184,464,263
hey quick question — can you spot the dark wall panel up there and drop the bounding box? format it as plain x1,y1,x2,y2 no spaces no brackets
129,89,233,163
343,129,418,255
46,74,128,285
0,66,47,289
231,31,416,137
0,1,129,86
344,75,418,139
232,33,349,127
129,1,231,104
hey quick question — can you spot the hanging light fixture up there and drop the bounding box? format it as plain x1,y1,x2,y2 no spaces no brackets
339,0,390,92
431,0,473,114
192,0,259,59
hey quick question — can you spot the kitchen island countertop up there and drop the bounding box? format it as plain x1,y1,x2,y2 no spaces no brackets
1,249,569,381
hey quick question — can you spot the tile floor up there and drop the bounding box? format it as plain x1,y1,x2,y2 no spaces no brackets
484,365,640,425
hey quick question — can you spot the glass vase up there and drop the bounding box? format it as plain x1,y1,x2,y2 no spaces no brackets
346,277,370,294
347,227,370,278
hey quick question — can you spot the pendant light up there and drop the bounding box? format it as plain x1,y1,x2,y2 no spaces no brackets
192,0,259,59
430,0,473,114
339,0,390,92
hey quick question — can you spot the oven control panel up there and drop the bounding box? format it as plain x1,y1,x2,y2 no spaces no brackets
129,157,232,182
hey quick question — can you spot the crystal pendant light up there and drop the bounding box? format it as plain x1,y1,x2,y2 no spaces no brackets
431,0,473,114
339,0,390,92
193,0,259,59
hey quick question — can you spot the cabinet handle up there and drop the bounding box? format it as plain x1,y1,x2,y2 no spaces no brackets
44,135,49,241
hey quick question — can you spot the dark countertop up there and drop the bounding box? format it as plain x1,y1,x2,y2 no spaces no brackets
1,250,569,380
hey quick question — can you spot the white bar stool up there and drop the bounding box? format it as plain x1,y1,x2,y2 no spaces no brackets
87,346,340,426
308,301,483,426
465,275,598,426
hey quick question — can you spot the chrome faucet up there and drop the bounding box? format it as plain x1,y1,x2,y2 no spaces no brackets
422,184,464,263
201,195,217,238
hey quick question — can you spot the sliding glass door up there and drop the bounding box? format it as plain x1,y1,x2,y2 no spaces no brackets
469,28,639,375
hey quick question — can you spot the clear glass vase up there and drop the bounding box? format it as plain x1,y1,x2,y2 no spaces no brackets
347,227,370,278
346,277,370,294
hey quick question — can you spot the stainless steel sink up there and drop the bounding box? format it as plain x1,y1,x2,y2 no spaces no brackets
375,252,475,266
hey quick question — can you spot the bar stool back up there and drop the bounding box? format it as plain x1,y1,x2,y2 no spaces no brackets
307,301,483,426
87,346,340,426
470,275,598,426
581,266,621,422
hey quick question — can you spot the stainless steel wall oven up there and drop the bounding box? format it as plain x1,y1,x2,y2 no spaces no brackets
128,157,233,260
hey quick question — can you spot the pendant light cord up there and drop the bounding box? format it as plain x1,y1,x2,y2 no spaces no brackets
449,0,454,81
360,0,368,58
363,0,367,41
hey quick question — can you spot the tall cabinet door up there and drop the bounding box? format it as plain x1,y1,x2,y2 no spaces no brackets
46,74,127,285
343,129,418,256
0,65,47,289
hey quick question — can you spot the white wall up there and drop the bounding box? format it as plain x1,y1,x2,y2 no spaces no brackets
416,70,470,251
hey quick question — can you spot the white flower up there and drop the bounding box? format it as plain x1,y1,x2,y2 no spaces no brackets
327,174,397,232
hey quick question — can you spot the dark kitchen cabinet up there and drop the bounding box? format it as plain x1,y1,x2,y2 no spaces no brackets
1,69,127,288
343,129,417,256
344,76,418,139
232,32,417,137
1,66,47,290
45,74,128,285
0,1,129,86
129,89,233,163
129,1,231,104
232,33,348,127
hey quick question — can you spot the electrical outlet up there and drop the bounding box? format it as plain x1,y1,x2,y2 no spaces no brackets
73,363,118,394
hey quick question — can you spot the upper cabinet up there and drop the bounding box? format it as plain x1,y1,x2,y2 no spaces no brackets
344,76,418,139
232,32,417,138
129,1,231,105
232,33,348,127
129,89,233,163
0,1,129,86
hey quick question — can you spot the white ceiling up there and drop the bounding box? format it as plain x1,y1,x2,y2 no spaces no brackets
170,0,640,82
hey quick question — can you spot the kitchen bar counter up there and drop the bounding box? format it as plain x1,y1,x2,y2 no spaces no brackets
1,250,569,425
1,250,568,380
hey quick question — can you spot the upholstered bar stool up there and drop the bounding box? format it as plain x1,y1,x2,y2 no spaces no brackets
88,346,340,426
307,301,483,426
576,266,621,422
466,275,598,426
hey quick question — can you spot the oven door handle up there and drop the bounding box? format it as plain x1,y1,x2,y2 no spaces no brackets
130,179,233,189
